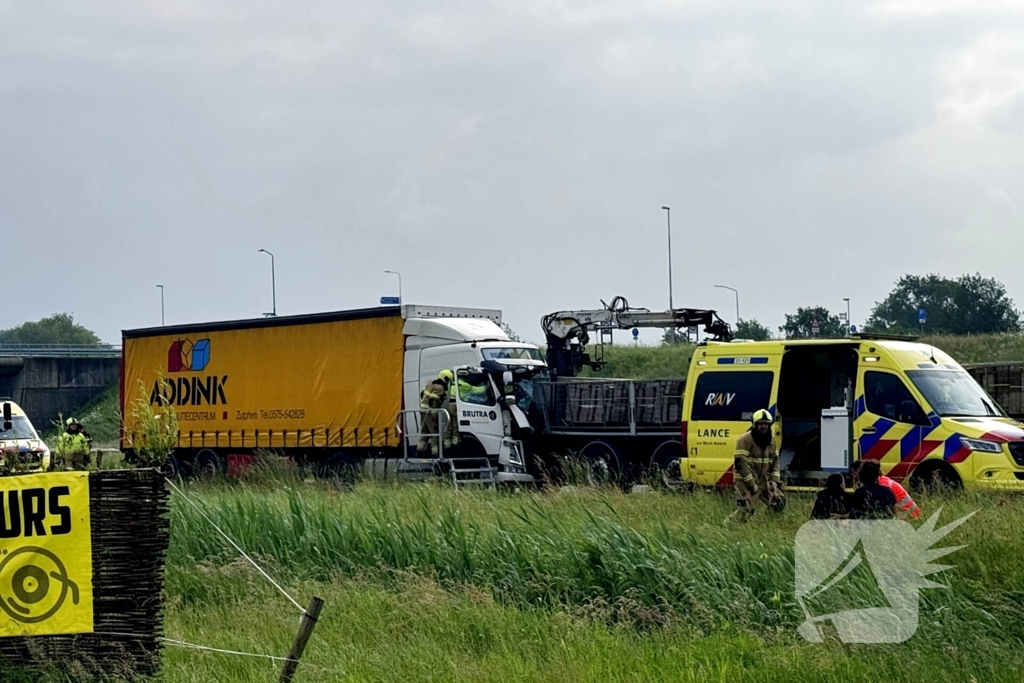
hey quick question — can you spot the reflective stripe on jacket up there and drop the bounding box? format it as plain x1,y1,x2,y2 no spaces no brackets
420,380,448,409
879,475,921,519
733,430,780,488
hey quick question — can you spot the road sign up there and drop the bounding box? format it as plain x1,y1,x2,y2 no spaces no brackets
849,325,857,334
632,328,639,339
380,297,400,305
811,318,820,335
838,312,848,322
918,308,926,325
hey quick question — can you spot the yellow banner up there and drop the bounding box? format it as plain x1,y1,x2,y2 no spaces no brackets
0,472,92,636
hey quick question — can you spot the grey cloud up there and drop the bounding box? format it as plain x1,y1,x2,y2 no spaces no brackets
2,1,1024,345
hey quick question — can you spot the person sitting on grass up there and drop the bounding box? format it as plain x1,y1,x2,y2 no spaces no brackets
850,460,896,520
810,473,853,519
850,459,921,519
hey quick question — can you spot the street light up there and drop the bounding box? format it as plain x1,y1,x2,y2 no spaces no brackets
661,206,674,311
156,284,165,326
384,270,402,303
714,285,740,323
257,249,276,317
843,297,851,335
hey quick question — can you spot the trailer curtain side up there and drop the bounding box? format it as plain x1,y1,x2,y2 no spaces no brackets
121,315,405,451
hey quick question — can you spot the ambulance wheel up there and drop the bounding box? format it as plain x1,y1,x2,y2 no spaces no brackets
580,440,622,487
195,449,223,479
909,461,962,493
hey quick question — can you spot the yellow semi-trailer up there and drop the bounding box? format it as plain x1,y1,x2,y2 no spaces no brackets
121,305,545,483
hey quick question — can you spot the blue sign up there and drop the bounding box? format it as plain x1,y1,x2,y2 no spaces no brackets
380,297,401,305
632,328,639,339
918,308,926,324
849,325,857,334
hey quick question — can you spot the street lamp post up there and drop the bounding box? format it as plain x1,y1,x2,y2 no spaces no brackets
661,206,674,311
258,249,276,317
843,297,851,335
156,284,165,326
384,270,402,303
714,285,740,323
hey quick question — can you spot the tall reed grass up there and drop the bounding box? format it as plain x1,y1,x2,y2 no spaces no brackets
166,482,1024,646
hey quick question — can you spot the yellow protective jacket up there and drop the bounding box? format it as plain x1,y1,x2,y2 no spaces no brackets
450,379,490,405
57,431,90,455
733,430,780,490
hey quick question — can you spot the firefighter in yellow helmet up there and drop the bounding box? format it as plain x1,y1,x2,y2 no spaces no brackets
728,409,785,522
57,417,92,471
417,370,453,457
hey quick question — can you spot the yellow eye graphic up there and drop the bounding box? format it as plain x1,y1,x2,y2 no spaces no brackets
0,547,80,624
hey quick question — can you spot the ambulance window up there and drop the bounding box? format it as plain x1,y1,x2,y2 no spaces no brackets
691,371,774,422
864,372,928,424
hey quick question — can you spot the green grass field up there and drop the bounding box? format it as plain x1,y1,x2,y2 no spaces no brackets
146,481,1024,682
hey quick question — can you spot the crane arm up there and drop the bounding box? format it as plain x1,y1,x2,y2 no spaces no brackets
541,295,731,341
540,295,732,376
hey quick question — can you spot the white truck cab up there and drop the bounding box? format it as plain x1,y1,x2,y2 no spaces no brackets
400,307,546,483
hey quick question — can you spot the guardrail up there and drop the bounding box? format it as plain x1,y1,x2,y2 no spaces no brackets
0,344,122,358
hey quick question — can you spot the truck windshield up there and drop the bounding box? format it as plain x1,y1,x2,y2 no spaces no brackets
0,416,40,440
482,347,543,362
906,369,1002,418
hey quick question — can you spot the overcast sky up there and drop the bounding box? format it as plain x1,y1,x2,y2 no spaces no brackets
3,0,1024,345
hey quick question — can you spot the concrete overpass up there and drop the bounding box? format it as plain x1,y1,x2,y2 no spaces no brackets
0,345,121,428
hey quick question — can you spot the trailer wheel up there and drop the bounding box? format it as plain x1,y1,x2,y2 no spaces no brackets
580,440,622,486
162,453,184,480
650,439,685,489
321,451,361,486
195,449,223,479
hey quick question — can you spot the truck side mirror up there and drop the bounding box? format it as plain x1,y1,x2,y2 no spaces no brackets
2,402,11,432
505,395,516,406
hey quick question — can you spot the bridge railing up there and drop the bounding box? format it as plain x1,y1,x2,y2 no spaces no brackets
0,344,122,358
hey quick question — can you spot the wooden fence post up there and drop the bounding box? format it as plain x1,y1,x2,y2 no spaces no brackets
278,596,324,683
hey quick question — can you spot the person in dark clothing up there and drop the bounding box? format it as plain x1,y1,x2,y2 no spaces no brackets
811,473,853,519
851,460,896,519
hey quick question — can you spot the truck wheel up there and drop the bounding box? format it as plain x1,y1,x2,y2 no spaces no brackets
580,440,622,486
650,439,685,490
453,437,486,461
320,451,361,485
195,449,223,479
908,461,963,493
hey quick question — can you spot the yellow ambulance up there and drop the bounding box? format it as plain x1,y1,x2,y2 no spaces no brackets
680,337,1024,491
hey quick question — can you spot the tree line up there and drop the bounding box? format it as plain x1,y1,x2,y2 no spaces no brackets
0,313,101,345
5,275,1022,347
707,272,1021,342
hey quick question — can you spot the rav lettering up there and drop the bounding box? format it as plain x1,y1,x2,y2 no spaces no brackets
704,392,736,407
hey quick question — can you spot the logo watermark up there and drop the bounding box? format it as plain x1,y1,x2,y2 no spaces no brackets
794,509,975,643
